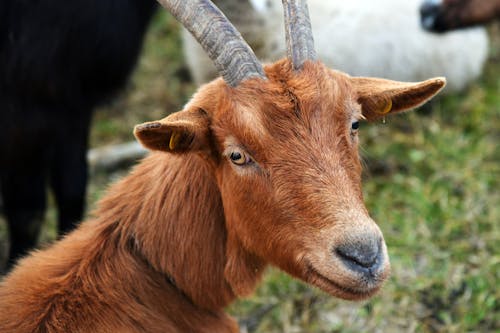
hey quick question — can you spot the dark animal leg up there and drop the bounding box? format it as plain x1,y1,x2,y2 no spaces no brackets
1,165,47,270
49,115,91,236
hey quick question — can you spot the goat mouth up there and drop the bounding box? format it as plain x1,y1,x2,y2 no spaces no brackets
305,263,381,300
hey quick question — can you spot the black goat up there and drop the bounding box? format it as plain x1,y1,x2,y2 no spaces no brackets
0,0,157,270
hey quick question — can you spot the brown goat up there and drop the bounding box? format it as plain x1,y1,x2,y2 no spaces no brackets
0,0,446,332
420,0,500,32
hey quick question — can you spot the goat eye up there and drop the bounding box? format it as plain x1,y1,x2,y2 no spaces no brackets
229,150,249,165
351,121,360,131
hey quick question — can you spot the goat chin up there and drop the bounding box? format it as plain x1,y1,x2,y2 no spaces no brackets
183,0,488,93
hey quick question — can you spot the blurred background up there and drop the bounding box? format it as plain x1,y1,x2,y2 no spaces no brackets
0,0,498,332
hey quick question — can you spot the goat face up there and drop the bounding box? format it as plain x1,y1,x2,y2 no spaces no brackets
135,59,445,301
420,0,500,32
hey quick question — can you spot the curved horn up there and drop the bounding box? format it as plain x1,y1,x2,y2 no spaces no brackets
156,0,266,87
282,0,316,70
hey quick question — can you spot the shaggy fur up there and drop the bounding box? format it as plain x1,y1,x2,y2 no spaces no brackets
0,59,445,332
183,0,487,92
420,0,500,32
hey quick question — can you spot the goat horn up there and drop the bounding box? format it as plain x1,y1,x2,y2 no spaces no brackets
156,0,266,87
282,0,317,70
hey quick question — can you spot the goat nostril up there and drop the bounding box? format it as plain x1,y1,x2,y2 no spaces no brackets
335,240,382,271
336,248,376,268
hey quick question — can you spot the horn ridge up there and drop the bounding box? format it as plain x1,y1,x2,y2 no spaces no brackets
282,0,317,70
156,0,266,86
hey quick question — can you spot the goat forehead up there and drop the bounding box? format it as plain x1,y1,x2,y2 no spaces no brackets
215,61,360,151
261,81,356,137
233,101,268,138
247,69,354,126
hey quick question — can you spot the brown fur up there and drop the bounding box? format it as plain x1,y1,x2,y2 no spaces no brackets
0,59,445,332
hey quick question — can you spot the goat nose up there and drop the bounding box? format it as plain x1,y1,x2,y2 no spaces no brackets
335,238,383,273
419,1,441,30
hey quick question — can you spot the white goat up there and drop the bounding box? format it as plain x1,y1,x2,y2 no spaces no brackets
183,0,488,92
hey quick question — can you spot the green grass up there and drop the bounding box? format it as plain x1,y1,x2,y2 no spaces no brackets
1,11,498,332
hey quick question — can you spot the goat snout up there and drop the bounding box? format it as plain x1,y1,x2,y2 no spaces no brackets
335,237,384,275
420,0,444,32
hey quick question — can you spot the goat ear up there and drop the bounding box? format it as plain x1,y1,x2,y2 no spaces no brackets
134,108,211,153
350,77,446,121
224,234,266,297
